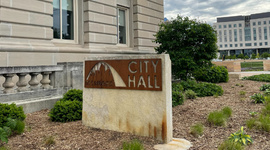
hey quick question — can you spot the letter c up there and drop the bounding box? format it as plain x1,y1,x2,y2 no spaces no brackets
128,61,137,73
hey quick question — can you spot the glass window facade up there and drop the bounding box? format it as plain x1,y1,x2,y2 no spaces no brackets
234,29,237,42
266,42,268,45
219,25,222,28
245,43,252,46
229,24,232,28
230,44,232,47
235,44,238,47
240,43,243,47
225,44,227,47
220,45,222,48
259,48,270,54
220,50,228,57
244,49,256,57
239,29,243,41
229,30,232,42
264,27,267,40
224,30,227,42
260,42,262,46
244,27,251,41
253,28,256,40
118,9,126,44
259,27,262,40
264,21,267,25
219,31,222,42
258,21,261,25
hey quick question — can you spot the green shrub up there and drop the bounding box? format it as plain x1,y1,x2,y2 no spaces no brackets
228,126,253,145
225,56,231,60
242,74,270,82
251,53,256,59
235,83,239,86
48,100,82,122
249,111,258,117
261,52,269,59
238,53,244,59
264,89,270,96
244,55,249,60
180,80,224,97
0,146,9,150
190,123,204,137
218,140,244,150
239,91,246,96
122,139,145,150
172,91,185,107
250,93,265,103
232,55,237,60
222,107,233,118
44,136,55,146
260,84,270,91
61,89,83,102
193,66,229,83
0,103,26,128
246,115,270,132
14,121,25,134
185,90,197,99
172,83,184,92
214,93,219,98
0,127,8,144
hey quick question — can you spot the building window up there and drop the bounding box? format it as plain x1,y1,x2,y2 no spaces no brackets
229,24,232,28
264,27,267,40
254,43,257,46
245,43,251,46
239,23,242,27
234,29,237,42
219,31,222,42
240,43,243,47
117,7,128,44
235,44,238,47
230,44,232,47
220,45,222,48
260,42,262,46
259,27,262,40
53,0,74,40
239,29,243,41
253,22,256,26
224,25,227,28
234,24,236,27
266,42,268,45
264,21,267,25
224,30,227,42
253,28,256,40
219,25,222,29
225,44,227,47
229,30,232,42
258,21,261,25
244,27,251,41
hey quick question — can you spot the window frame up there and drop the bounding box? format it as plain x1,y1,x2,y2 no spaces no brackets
117,6,130,47
52,0,78,44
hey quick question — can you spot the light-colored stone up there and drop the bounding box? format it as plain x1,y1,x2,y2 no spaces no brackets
154,138,192,150
83,54,172,143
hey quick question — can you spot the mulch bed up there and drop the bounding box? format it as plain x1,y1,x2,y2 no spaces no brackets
4,79,270,149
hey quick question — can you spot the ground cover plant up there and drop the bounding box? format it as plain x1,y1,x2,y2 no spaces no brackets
218,140,244,150
240,61,263,69
185,89,197,99
250,93,265,103
207,106,232,126
190,123,204,137
193,66,229,83
172,83,185,107
121,139,144,150
260,84,270,91
228,126,253,145
242,74,270,82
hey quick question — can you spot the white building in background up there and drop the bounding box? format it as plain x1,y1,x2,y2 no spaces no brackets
213,12,270,57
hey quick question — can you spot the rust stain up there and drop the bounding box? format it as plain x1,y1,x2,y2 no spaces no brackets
119,119,121,129
154,127,157,138
148,123,151,136
162,113,167,142
126,119,131,132
139,126,144,135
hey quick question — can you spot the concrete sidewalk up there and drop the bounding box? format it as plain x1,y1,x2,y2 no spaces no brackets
229,71,270,79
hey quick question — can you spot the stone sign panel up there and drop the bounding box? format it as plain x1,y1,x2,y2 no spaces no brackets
84,59,162,91
83,55,172,144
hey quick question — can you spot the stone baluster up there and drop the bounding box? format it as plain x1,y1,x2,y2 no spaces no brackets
41,72,52,89
28,73,40,90
2,74,16,94
16,73,29,92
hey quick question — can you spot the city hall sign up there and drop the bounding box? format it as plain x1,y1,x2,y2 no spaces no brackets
84,59,162,91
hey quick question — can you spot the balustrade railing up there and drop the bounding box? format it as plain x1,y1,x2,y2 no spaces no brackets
0,65,64,94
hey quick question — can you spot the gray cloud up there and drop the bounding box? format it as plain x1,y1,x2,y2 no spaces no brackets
164,0,270,25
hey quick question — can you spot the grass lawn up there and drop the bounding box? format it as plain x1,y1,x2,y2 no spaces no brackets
241,61,263,68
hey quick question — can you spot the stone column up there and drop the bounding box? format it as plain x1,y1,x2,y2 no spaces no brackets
16,73,29,92
28,73,40,90
2,74,16,94
228,50,230,56
41,72,52,89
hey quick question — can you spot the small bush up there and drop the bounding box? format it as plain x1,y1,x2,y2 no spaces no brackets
264,89,270,96
250,93,265,103
214,93,219,98
240,98,245,101
14,121,25,134
208,107,232,126
249,111,258,117
246,115,270,132
122,139,145,150
262,104,270,115
242,74,270,82
231,86,234,88
218,140,244,150
48,100,82,122
44,136,55,146
193,66,229,83
185,90,197,99
260,84,270,91
0,127,8,144
239,91,246,96
180,80,224,97
190,123,204,137
172,83,184,92
61,89,83,102
235,83,239,86
172,91,185,107
0,103,26,128
222,107,233,118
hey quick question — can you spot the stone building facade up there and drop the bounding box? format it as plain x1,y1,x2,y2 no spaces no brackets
0,0,164,67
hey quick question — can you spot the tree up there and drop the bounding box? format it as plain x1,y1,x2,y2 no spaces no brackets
251,53,256,59
256,53,260,59
244,55,249,60
261,52,269,59
237,53,244,59
232,55,237,60
154,15,218,80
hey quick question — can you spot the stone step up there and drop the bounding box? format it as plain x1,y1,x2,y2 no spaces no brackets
3,95,62,114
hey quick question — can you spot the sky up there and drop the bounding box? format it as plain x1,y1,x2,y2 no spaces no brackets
164,0,270,25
